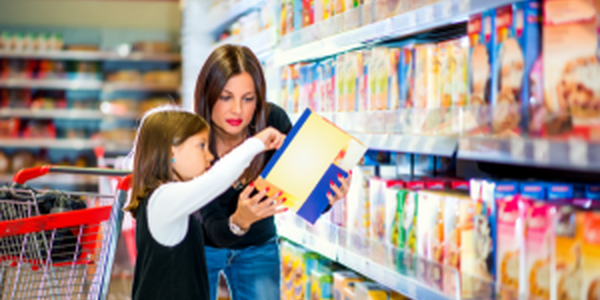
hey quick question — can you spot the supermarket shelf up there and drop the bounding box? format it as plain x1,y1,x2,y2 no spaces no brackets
273,0,516,67
0,173,97,185
0,138,131,152
0,50,181,62
458,137,600,172
0,108,138,120
0,78,103,90
354,134,458,156
215,28,278,59
102,82,181,93
207,0,265,36
276,217,457,300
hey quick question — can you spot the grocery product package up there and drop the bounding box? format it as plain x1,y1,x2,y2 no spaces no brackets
470,179,496,297
310,269,333,300
370,178,405,264
543,0,600,140
459,193,477,299
345,51,361,112
443,193,461,296
333,270,364,300
469,12,495,106
552,205,583,300
525,201,555,300
582,211,600,300
253,108,367,224
354,281,391,300
396,188,420,276
336,53,347,112
358,50,372,111
398,46,415,108
347,166,375,254
416,191,445,290
386,187,407,267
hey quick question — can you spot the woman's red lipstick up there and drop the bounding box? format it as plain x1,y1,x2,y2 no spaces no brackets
226,119,242,126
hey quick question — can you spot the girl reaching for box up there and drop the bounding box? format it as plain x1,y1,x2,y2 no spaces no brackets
124,106,286,300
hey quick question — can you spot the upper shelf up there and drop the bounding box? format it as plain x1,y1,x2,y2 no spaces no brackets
214,28,278,60
206,0,265,36
273,0,515,67
0,78,181,92
0,138,131,152
0,50,182,62
0,108,138,120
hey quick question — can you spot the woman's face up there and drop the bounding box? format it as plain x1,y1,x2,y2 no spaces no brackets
211,72,257,138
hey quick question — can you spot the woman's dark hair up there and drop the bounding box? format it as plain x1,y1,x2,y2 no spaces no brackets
194,44,270,184
125,108,210,218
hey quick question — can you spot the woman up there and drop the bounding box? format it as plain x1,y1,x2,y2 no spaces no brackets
194,44,350,300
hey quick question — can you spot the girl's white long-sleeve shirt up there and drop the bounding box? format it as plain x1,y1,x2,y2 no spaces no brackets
146,137,264,247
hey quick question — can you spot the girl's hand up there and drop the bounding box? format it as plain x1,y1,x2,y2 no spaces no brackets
230,183,287,230
326,171,352,206
254,127,286,151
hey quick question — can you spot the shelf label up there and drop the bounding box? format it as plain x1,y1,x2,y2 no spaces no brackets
569,140,588,167
533,139,550,164
510,138,526,161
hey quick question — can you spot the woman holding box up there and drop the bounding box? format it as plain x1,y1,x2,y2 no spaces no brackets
194,44,351,300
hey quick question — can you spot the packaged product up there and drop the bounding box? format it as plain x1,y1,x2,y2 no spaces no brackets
582,212,600,300
413,43,439,109
292,64,302,113
525,201,555,300
520,181,547,200
438,40,455,108
310,269,333,300
345,51,361,112
413,154,435,177
281,241,296,298
468,12,495,106
353,282,390,300
378,179,406,265
333,270,364,300
587,184,600,200
368,47,390,111
335,53,346,112
282,66,292,112
543,0,600,140
387,188,408,266
280,0,294,36
443,193,461,296
459,193,477,298
307,62,318,111
346,166,374,254
496,194,528,298
416,191,445,289
454,37,470,107
388,48,401,110
398,46,415,108
317,58,336,113
358,50,371,111
397,190,419,276
469,179,497,296
294,0,303,31
552,205,583,300
547,183,575,200
302,0,314,27
302,251,321,299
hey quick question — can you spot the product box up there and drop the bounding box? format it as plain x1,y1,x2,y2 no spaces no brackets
345,51,361,112
520,181,547,200
471,179,497,295
416,191,445,290
302,0,314,27
254,108,367,224
397,190,419,276
547,183,575,200
294,0,304,31
368,47,391,111
469,13,494,106
280,0,295,36
310,269,333,300
353,282,390,300
459,193,477,298
587,184,600,200
320,58,336,113
496,194,528,298
388,48,401,110
292,63,302,113
347,166,374,254
333,270,364,300
581,212,600,300
543,0,600,140
306,62,319,112
379,179,406,265
525,201,555,300
282,65,293,112
335,53,346,112
438,40,455,108
388,188,408,267
358,50,371,111
552,205,583,300
443,193,462,296
413,43,439,109
281,241,296,298
398,46,415,108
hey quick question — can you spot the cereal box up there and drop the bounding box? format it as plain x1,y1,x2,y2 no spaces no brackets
587,184,600,200
333,270,364,300
354,282,390,300
345,51,361,112
302,0,314,27
310,269,333,300
398,46,415,108
382,180,406,262
292,63,302,113
525,202,555,300
323,58,336,113
335,53,346,112
397,190,419,276
438,40,455,108
388,48,401,110
413,43,439,108
358,50,372,111
282,65,292,112
454,37,470,107
520,181,547,200
543,0,600,140
281,241,296,298
581,212,600,300
547,183,575,200
369,47,391,111
460,193,477,298
416,191,445,289
346,166,373,254
552,205,583,300
470,179,497,297
496,194,528,298
306,62,318,111
469,12,495,106
443,193,462,296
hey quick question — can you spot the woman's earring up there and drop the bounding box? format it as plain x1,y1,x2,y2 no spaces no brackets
172,158,175,163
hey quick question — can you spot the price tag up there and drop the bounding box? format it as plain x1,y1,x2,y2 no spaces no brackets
569,139,588,167
533,139,550,164
510,138,526,161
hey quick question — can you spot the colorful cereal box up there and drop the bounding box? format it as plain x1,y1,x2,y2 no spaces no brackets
581,212,600,300
358,50,372,111
335,53,346,112
520,181,547,200
443,193,462,296
525,202,555,300
496,195,528,298
552,205,583,300
469,12,495,106
333,270,364,300
413,43,439,108
398,46,415,108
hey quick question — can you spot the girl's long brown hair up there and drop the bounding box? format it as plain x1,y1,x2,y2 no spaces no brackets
125,108,209,218
194,44,270,184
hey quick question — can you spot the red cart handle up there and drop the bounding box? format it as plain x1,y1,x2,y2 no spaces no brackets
117,174,133,191
13,165,131,185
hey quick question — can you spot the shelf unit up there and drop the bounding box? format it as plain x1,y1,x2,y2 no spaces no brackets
206,0,266,37
0,78,104,90
0,50,181,62
0,108,138,120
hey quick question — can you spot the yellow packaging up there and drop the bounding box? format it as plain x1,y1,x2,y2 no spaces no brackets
582,212,600,300
354,282,390,300
414,44,439,108
368,47,390,111
333,270,364,300
552,205,583,300
388,48,400,110
443,193,461,296
459,194,477,298
390,291,411,300
525,202,555,300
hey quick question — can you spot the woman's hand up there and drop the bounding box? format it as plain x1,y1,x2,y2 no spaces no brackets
326,171,352,206
254,127,286,151
230,183,287,230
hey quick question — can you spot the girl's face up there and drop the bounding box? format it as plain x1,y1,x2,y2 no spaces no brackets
211,72,257,138
172,130,214,181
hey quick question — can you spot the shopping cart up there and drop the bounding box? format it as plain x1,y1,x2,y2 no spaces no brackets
0,165,131,300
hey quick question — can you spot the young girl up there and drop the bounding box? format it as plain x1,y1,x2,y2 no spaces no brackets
124,106,286,300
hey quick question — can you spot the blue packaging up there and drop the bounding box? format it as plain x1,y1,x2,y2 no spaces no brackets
587,184,600,200
546,183,574,200
519,181,546,200
495,181,520,200
398,46,414,108
468,11,495,106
